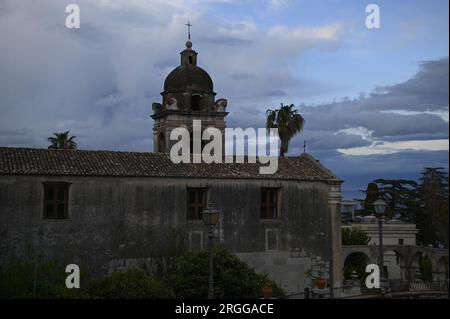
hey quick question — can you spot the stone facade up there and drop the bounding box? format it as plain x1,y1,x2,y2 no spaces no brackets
0,173,342,294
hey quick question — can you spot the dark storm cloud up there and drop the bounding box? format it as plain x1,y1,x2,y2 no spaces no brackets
371,58,449,112
224,57,448,158
292,57,449,154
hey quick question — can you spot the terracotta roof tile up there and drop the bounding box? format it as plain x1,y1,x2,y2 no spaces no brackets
0,147,340,182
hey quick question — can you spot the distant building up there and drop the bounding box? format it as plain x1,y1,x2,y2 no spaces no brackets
343,218,419,280
343,221,419,246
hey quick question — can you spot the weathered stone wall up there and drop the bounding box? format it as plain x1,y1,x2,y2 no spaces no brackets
0,175,338,294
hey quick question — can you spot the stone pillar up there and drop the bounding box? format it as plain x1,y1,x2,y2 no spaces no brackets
328,181,343,294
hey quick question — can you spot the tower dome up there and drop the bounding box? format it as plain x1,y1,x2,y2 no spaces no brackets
163,41,214,93
164,64,213,93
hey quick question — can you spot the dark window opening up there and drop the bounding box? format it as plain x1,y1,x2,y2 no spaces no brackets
260,188,280,219
187,188,208,220
188,56,193,64
398,238,404,245
157,132,165,153
191,95,201,111
43,183,69,219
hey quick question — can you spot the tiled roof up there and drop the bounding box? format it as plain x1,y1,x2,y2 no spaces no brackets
0,147,340,182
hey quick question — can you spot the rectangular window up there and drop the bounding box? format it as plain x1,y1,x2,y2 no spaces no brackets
43,183,70,219
187,188,207,220
266,229,279,251
398,238,404,245
189,231,203,249
260,188,280,219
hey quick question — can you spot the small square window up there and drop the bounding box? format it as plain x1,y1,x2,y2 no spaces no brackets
398,239,404,245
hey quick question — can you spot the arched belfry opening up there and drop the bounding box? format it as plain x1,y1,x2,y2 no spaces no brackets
191,95,201,111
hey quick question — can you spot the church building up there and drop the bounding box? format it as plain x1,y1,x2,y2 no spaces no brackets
0,38,343,295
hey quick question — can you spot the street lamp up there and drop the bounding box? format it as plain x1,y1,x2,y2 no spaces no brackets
373,199,387,291
201,203,220,299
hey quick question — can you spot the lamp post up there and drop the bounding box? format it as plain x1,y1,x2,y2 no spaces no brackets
373,199,387,291
201,203,220,299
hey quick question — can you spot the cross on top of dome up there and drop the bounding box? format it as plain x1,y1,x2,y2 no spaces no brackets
185,21,193,50
186,21,192,40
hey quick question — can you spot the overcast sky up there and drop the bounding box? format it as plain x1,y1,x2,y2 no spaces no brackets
0,0,448,198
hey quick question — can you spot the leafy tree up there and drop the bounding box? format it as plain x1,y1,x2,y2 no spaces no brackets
419,256,433,282
47,130,77,149
136,227,188,281
374,179,418,219
361,182,379,215
166,246,285,299
361,168,449,247
0,259,88,299
342,228,371,245
88,269,174,299
0,247,286,299
416,168,449,246
266,103,305,157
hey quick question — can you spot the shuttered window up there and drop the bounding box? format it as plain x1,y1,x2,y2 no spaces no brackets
43,183,70,219
187,188,208,220
260,188,280,219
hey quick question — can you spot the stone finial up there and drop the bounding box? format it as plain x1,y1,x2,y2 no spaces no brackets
215,98,227,111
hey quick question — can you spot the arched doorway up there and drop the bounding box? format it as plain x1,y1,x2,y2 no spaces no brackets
344,252,371,281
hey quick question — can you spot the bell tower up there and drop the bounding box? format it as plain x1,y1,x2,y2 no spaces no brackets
151,36,228,153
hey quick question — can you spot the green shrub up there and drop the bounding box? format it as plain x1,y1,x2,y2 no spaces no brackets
342,228,371,245
0,259,88,299
419,256,433,282
166,246,285,299
88,268,174,299
1,247,286,299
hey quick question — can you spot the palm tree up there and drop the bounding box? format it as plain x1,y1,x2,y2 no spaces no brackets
266,103,305,157
47,130,77,149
